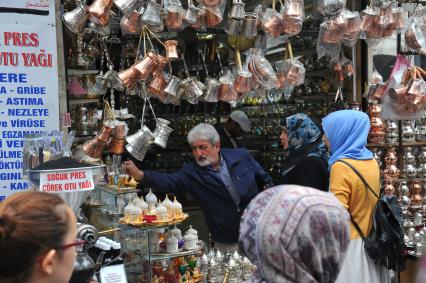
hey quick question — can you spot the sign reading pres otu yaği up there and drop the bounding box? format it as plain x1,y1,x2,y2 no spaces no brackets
0,0,60,200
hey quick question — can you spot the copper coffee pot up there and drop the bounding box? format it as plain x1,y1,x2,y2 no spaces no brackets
165,8,183,30
118,66,140,91
87,0,114,26
133,51,159,80
164,40,179,61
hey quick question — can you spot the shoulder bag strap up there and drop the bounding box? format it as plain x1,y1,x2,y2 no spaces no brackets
336,159,380,199
335,159,380,239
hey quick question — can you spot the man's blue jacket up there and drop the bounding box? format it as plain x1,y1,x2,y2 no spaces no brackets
141,148,273,243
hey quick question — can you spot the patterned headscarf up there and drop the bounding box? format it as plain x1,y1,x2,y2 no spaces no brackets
239,185,350,283
285,113,328,160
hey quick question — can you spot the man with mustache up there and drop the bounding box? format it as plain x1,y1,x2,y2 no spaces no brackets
123,123,273,251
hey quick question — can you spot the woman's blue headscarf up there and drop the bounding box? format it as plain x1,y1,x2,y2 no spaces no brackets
322,110,373,168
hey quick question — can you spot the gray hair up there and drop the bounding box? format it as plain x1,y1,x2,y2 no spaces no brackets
187,123,220,145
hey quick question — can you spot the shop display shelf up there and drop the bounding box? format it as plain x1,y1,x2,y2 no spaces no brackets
145,241,205,262
97,185,139,195
69,98,100,105
395,177,426,182
367,141,426,148
67,69,99,75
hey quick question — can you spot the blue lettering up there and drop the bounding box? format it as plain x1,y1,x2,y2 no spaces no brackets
10,182,28,190
0,73,27,83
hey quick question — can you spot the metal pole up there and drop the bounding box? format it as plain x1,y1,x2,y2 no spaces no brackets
352,45,357,102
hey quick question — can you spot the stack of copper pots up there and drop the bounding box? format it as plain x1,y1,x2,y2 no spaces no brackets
368,103,385,144
384,147,400,179
83,123,114,159
384,120,398,144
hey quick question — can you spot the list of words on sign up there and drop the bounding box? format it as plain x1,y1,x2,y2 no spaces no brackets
39,169,94,193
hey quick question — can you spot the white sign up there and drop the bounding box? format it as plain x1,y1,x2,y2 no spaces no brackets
39,169,94,193
0,0,59,200
99,264,128,283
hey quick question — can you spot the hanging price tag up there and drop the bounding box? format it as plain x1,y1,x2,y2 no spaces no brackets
99,264,127,283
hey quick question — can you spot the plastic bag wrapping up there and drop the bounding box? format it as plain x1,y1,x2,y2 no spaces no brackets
260,8,283,37
202,0,225,27
370,0,391,8
248,48,277,90
282,58,306,87
405,17,426,54
280,0,304,36
317,0,346,17
219,70,238,102
342,10,361,47
317,23,341,60
387,55,412,90
381,79,426,120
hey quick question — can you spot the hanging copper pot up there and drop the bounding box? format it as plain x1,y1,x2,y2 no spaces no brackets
83,137,108,159
133,52,159,80
118,66,140,90
97,125,114,143
148,74,166,95
234,71,252,93
164,40,179,61
153,55,168,77
205,9,222,27
165,9,183,30
109,139,126,155
87,0,114,26
191,7,206,29
121,10,142,34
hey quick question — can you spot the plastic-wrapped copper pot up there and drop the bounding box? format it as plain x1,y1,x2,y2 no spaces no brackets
369,131,385,144
165,40,179,61
121,10,142,34
261,8,283,37
234,70,252,93
185,5,200,24
118,66,140,90
392,8,404,30
203,0,220,7
87,0,114,26
165,8,183,30
360,10,377,31
191,7,206,29
205,9,222,27
133,52,159,80
321,23,340,44
219,82,238,101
